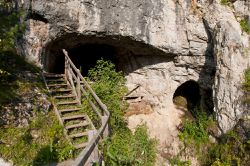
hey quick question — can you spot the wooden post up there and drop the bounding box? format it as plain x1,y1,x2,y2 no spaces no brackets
65,56,68,78
101,116,109,138
85,130,99,165
77,69,81,104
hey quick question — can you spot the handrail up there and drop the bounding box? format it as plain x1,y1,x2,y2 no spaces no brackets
62,49,110,166
63,49,109,116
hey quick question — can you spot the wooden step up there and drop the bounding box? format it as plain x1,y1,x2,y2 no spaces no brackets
59,107,81,113
44,73,64,78
51,89,72,93
62,115,86,121
47,79,65,82
54,94,76,99
57,100,78,105
74,142,88,149
48,83,68,87
65,121,89,130
69,132,88,138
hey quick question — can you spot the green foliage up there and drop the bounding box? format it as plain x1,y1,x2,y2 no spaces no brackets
0,0,25,51
86,59,157,165
104,125,157,166
0,111,74,165
87,59,128,132
243,68,250,91
220,0,231,5
179,108,212,148
240,19,250,35
178,106,250,166
169,157,191,166
204,131,250,166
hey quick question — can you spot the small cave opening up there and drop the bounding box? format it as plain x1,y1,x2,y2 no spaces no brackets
48,44,119,76
173,80,201,113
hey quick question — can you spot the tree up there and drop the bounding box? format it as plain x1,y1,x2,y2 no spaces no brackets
0,0,24,79
0,0,23,51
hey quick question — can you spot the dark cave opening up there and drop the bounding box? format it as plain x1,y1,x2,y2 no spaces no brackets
173,80,201,112
49,44,118,76
44,35,170,76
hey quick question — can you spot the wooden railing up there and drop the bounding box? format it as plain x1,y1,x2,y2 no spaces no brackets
63,49,110,166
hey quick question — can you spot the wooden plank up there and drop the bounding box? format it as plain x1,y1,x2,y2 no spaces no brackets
48,83,68,87
69,132,88,138
54,94,76,99
51,89,72,93
59,108,81,113
62,115,86,121
65,122,89,130
57,100,78,105
74,142,88,149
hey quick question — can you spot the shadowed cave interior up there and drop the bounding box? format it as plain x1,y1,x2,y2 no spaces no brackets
173,80,201,113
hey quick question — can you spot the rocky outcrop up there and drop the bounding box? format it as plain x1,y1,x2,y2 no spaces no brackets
17,0,249,134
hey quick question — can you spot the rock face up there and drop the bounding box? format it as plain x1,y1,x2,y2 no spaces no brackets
17,0,249,134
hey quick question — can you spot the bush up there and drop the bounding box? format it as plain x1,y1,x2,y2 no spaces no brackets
104,125,157,166
204,131,250,166
179,108,212,148
86,59,157,165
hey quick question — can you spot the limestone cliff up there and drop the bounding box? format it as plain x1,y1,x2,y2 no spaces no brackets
17,0,250,133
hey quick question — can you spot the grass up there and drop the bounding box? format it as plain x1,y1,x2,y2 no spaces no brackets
0,110,74,165
240,19,250,35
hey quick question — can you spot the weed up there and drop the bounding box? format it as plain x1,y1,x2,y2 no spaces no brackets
220,0,231,6
240,19,250,35
243,68,250,91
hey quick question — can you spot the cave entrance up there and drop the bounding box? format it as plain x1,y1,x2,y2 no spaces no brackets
172,80,201,113
44,35,169,76
48,44,118,75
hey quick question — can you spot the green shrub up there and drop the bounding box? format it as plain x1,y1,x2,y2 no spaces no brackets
87,59,128,132
240,19,250,35
86,59,157,165
179,108,212,148
104,125,157,166
204,131,250,166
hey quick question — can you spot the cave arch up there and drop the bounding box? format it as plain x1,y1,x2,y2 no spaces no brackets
42,34,169,75
173,80,201,111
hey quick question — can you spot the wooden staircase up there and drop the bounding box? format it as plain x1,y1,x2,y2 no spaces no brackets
44,73,95,150
42,49,110,166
